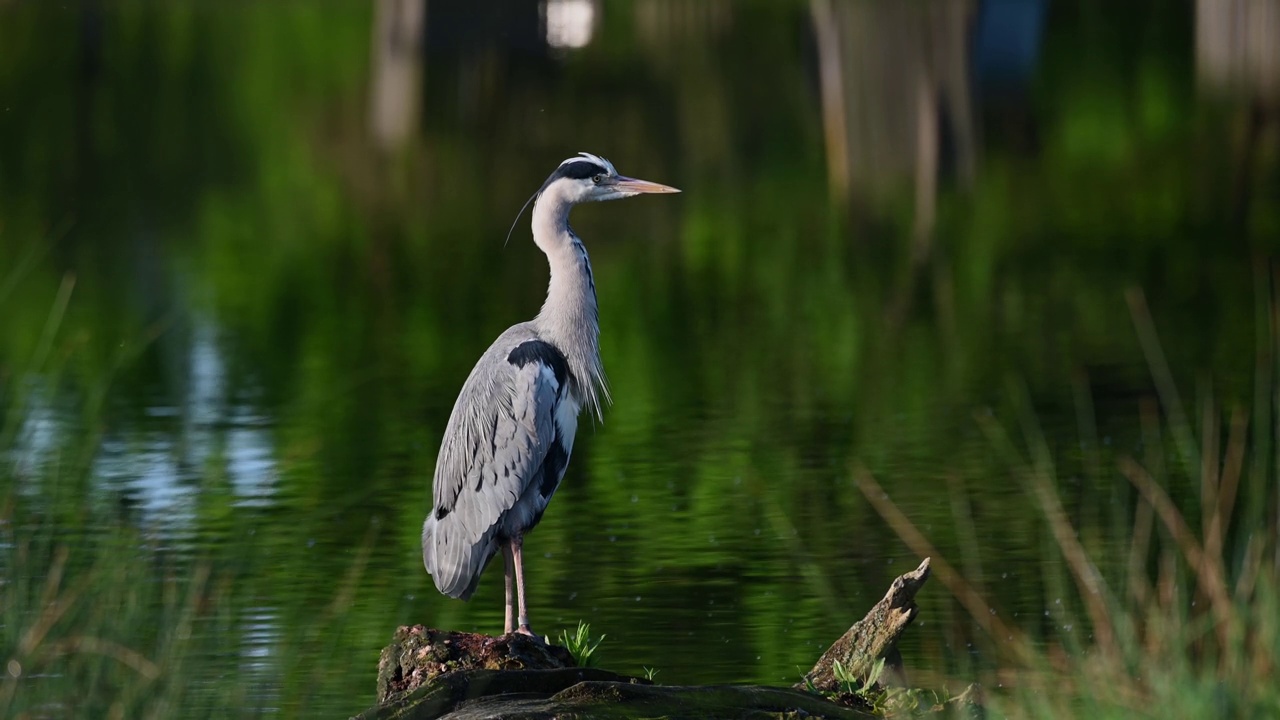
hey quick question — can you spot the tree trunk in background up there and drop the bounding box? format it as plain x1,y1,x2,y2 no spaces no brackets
370,0,428,152
1196,0,1280,103
809,0,977,214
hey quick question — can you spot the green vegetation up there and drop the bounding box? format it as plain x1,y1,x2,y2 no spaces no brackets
862,296,1280,717
981,380,1280,719
555,622,607,669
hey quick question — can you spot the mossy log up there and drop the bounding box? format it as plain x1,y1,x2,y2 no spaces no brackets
372,627,578,702
355,557,975,719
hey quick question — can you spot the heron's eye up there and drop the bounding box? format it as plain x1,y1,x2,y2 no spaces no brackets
592,175,603,184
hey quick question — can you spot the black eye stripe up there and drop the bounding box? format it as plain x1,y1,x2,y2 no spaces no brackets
555,161,609,181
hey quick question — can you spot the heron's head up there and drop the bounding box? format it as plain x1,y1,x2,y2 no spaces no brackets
539,152,680,205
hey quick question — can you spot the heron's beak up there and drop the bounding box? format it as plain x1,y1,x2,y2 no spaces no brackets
611,176,681,194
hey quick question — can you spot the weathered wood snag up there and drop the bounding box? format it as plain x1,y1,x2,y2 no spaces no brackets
799,557,932,694
355,557,968,720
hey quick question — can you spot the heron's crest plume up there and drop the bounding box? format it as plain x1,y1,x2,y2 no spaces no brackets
559,152,617,176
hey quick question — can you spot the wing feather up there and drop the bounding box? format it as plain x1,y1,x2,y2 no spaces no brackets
422,332,562,599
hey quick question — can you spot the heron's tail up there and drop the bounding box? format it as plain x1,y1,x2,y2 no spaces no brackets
421,514,494,600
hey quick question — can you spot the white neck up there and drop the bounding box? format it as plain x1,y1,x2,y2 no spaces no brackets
530,186,609,420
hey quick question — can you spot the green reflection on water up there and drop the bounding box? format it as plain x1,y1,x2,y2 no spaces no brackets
2,0,1277,716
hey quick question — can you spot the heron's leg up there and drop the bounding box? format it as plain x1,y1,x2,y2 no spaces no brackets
502,542,516,635
512,534,535,636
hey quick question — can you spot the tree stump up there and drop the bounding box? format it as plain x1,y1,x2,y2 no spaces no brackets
374,626,577,703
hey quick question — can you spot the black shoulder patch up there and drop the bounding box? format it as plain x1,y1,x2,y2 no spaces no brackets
555,161,608,181
507,340,570,389
539,437,569,499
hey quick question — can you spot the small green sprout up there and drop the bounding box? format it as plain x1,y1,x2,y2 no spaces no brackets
557,621,605,667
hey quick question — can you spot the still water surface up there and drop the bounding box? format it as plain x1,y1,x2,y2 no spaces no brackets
2,0,1276,715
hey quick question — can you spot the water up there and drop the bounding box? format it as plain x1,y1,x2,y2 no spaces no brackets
2,0,1277,716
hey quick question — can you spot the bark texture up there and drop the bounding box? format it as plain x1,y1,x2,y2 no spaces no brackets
799,558,932,694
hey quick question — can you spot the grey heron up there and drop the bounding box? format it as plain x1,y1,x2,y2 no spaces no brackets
421,152,680,636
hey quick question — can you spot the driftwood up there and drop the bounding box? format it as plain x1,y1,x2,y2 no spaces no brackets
355,557,976,719
799,557,932,694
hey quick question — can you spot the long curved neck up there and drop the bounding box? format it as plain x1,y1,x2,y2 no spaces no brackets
530,192,609,420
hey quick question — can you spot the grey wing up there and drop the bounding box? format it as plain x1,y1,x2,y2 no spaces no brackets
421,351,561,599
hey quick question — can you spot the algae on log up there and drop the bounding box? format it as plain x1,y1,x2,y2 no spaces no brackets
357,557,954,719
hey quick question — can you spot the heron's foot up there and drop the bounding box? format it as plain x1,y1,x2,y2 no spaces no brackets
516,624,537,638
